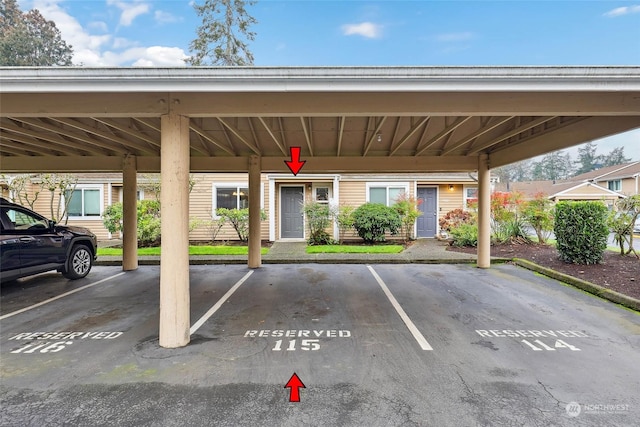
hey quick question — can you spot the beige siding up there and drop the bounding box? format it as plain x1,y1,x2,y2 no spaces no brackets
620,177,638,195
437,184,465,221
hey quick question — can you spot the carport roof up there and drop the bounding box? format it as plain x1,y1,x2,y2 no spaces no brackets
1,66,639,173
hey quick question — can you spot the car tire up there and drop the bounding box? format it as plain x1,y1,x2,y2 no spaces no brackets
62,244,93,280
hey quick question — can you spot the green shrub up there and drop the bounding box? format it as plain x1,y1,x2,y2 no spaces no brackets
333,204,355,243
449,223,478,247
216,208,266,242
352,203,401,243
521,192,554,244
392,193,422,241
137,200,161,247
554,201,608,264
102,200,161,247
303,202,334,245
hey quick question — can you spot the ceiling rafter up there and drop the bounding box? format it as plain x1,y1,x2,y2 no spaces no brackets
0,138,54,156
257,117,287,156
93,117,160,149
18,117,130,156
489,117,588,154
189,122,235,156
1,118,111,156
336,116,345,156
363,116,387,157
466,116,557,155
133,118,160,133
299,117,314,156
247,118,262,153
192,132,213,156
415,116,471,156
389,116,430,156
217,117,261,156
441,116,515,156
50,117,157,156
0,131,81,156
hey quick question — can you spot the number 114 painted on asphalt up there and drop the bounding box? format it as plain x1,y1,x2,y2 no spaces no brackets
522,339,581,351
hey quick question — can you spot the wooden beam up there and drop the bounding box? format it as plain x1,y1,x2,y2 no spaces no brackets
93,118,161,148
466,116,556,155
415,116,471,156
217,117,261,155
337,116,345,156
257,117,287,156
490,116,640,168
0,132,82,156
389,116,430,156
441,116,515,156
189,122,236,156
363,116,387,156
300,117,314,156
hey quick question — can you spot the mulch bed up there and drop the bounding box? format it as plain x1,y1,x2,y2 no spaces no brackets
448,243,640,301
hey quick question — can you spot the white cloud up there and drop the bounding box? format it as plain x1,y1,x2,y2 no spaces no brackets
107,0,151,26
436,32,474,42
341,22,382,39
29,0,186,66
154,10,181,25
604,5,640,17
131,46,188,67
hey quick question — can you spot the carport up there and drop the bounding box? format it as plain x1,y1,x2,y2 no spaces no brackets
1,66,639,348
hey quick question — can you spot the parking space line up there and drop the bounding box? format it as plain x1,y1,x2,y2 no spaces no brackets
190,270,254,336
0,272,126,321
367,265,433,351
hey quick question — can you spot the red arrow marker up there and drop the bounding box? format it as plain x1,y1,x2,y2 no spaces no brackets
284,146,306,176
285,372,306,402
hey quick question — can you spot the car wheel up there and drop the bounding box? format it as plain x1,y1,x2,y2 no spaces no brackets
62,244,93,280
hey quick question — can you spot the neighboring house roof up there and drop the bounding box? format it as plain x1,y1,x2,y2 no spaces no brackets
571,161,640,182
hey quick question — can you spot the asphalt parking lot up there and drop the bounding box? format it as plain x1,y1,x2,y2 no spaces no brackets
1,264,639,426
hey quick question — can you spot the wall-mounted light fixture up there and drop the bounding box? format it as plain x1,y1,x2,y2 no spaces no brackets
449,184,454,191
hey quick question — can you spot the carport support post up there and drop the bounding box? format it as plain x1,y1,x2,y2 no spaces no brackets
122,155,138,271
248,155,262,268
159,113,191,348
477,153,491,269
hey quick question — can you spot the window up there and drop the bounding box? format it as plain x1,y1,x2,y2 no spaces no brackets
608,180,622,192
314,186,330,204
464,187,478,209
212,183,264,217
366,183,409,206
65,186,102,218
1,207,49,231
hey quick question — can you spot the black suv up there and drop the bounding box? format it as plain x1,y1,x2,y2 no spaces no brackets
0,198,98,282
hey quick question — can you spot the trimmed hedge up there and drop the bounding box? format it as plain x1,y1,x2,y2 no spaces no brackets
554,201,608,265
352,203,401,243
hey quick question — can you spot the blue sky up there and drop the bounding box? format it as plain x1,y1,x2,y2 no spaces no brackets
18,0,640,158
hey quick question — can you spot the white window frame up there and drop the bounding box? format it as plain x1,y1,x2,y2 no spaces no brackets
463,186,478,209
608,180,622,192
312,183,332,205
66,185,104,220
118,188,145,202
212,182,264,219
365,182,410,207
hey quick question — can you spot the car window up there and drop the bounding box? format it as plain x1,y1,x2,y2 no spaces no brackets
1,207,49,232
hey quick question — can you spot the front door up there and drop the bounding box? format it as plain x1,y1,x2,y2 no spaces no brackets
281,186,304,238
416,187,437,238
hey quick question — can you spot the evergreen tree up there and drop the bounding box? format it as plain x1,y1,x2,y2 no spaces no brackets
0,0,73,66
574,142,602,175
601,147,631,167
531,151,573,181
188,0,257,66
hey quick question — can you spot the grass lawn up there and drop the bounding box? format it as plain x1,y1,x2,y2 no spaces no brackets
97,246,268,256
305,244,404,254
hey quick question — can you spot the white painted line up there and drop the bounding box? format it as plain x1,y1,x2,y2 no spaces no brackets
367,265,433,351
0,272,126,321
190,270,254,336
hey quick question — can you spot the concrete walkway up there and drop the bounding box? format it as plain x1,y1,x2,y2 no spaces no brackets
95,239,505,266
